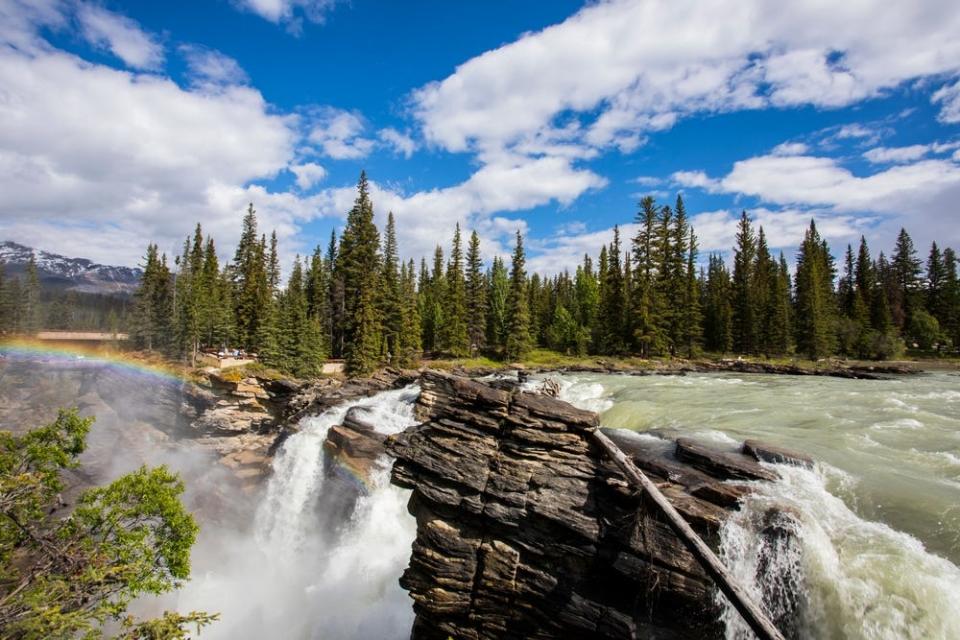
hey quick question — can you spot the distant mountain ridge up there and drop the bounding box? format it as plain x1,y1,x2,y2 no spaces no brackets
0,241,141,295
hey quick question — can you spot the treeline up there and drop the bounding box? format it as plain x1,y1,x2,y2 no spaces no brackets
131,171,959,377
0,259,132,335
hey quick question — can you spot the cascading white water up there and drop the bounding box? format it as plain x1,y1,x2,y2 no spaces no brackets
551,371,960,640
719,463,960,640
173,385,421,639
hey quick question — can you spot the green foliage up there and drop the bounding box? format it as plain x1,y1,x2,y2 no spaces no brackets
441,224,469,357
504,231,531,361
0,410,213,639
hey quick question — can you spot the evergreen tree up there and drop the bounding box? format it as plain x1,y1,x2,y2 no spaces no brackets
631,197,665,356
465,230,487,354
753,227,775,355
926,242,947,325
0,260,9,333
703,254,733,353
442,224,469,356
337,172,382,375
940,247,960,348
679,227,702,357
380,212,403,362
397,260,423,367
232,205,270,350
731,211,757,354
768,253,792,355
794,220,836,359
486,256,509,352
599,227,626,354
504,231,531,361
891,228,922,330
574,254,599,350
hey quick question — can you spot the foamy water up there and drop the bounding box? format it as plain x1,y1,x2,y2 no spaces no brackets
174,385,420,639
551,370,960,639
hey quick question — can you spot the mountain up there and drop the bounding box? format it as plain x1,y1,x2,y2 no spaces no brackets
0,241,142,295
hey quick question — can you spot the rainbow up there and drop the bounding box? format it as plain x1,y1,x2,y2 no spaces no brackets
0,338,186,384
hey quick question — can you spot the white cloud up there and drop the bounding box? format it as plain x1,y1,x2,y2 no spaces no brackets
378,127,417,158
833,123,876,140
235,0,336,28
179,44,249,86
76,3,164,70
678,152,960,251
305,108,374,159
671,170,720,192
0,41,306,265
932,80,960,124
632,175,663,186
771,142,809,156
412,0,960,159
863,144,931,164
290,162,326,190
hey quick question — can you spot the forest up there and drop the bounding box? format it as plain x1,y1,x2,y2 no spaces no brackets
5,171,957,376
127,171,960,376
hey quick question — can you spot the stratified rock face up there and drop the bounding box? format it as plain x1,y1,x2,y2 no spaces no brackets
387,371,745,640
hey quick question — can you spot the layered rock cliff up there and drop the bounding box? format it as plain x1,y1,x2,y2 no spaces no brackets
384,370,802,640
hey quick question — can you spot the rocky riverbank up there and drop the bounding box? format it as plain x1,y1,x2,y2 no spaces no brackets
363,370,806,639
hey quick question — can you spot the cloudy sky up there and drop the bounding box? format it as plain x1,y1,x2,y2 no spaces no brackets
1,0,959,274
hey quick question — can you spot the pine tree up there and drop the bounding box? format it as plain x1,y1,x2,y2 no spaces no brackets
465,230,486,354
574,254,599,351
0,260,9,333
940,247,960,348
486,256,509,352
20,256,42,334
794,220,836,359
891,228,922,330
926,242,947,325
442,224,469,356
703,254,733,353
397,260,422,367
631,196,666,356
599,227,626,354
232,205,270,350
731,211,757,354
380,212,403,362
768,253,792,355
679,227,702,357
505,231,531,361
338,171,382,376
267,231,280,293
753,227,775,355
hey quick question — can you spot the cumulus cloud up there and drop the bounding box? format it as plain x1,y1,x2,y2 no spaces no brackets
378,128,417,158
77,3,164,70
674,152,960,252
305,108,375,159
863,144,933,164
412,0,960,159
290,162,327,190
179,44,249,86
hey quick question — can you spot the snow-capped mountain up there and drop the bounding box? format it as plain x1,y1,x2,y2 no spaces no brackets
0,241,141,295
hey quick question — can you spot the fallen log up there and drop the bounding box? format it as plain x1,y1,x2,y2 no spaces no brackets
591,427,786,640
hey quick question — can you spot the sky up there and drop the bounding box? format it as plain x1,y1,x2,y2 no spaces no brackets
1,0,959,276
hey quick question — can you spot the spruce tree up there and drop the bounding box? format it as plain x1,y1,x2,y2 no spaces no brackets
574,254,599,350
679,227,702,357
465,230,486,354
794,220,836,359
599,227,626,354
505,231,531,361
891,228,922,330
703,254,733,353
380,212,403,362
486,256,509,352
940,247,960,348
442,224,469,356
397,259,423,367
768,253,792,355
731,211,757,354
926,242,946,325
631,197,664,356
337,171,382,376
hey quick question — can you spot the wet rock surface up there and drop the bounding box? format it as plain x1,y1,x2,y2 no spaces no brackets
385,370,801,640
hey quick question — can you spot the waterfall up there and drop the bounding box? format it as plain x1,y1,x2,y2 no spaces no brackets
718,463,960,640
174,385,421,639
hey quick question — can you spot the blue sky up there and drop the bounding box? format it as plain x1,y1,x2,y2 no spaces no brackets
1,0,959,274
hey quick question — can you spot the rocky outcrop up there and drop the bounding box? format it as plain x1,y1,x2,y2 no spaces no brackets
386,370,801,640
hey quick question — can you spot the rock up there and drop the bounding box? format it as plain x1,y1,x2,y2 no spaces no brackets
675,437,779,481
743,440,814,468
387,371,799,640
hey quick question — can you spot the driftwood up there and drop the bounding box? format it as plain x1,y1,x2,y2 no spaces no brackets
591,428,786,640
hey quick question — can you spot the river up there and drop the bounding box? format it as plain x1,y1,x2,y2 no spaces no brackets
550,370,960,640
4,351,959,639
